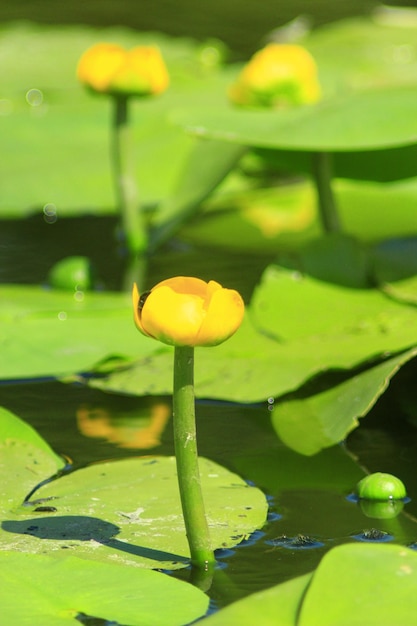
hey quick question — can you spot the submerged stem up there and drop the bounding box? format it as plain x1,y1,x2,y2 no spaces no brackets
112,95,148,290
311,151,341,233
173,346,215,570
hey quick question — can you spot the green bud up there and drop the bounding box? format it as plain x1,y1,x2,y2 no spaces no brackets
356,472,407,501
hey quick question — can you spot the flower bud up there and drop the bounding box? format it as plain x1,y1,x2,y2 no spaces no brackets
229,43,321,109
77,43,169,97
356,472,407,501
133,277,244,347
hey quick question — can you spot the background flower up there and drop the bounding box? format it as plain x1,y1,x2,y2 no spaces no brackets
229,43,321,108
77,42,169,97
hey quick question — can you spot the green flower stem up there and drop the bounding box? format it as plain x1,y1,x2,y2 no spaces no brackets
311,151,342,233
173,345,215,570
112,95,148,290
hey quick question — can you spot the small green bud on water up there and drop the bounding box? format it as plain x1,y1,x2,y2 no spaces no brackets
356,472,406,501
48,256,93,291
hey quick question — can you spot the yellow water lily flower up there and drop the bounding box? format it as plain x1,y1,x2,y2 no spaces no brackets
229,43,321,108
77,42,169,97
133,277,244,347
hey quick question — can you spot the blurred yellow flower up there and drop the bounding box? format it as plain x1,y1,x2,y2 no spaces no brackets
133,276,244,347
229,43,321,108
77,43,169,97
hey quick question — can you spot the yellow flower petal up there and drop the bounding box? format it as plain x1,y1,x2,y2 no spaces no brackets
229,43,321,109
77,43,169,97
141,286,206,346
76,43,126,93
111,46,169,95
196,286,244,346
133,277,245,347
153,276,209,298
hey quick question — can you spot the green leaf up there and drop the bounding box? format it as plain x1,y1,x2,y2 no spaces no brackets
180,177,417,256
0,456,268,569
0,551,209,625
0,285,156,379
200,571,312,626
151,137,245,246
93,262,417,406
272,349,417,455
0,406,64,507
299,544,417,625
0,405,63,462
178,84,417,152
251,265,417,350
202,543,417,626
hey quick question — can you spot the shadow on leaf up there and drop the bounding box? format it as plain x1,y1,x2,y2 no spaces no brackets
2,515,189,564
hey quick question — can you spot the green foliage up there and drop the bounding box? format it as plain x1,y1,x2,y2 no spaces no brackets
202,543,417,626
0,551,209,625
0,22,235,216
0,285,154,379
0,408,268,569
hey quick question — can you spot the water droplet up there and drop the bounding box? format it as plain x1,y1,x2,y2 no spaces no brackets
74,290,84,302
58,311,67,321
43,203,57,224
26,88,44,107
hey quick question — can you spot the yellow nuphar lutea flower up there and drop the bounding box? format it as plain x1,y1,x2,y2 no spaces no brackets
133,277,244,347
76,43,169,97
229,43,321,108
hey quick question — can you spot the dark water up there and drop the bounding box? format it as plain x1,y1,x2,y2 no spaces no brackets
1,0,415,58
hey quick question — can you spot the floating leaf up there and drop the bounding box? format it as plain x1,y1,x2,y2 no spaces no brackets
251,265,417,351
93,263,417,405
0,551,209,626
0,456,268,569
272,349,417,455
0,406,64,507
202,543,417,626
0,285,157,380
180,178,417,254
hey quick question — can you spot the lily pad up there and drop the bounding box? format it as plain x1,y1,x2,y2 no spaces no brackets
202,543,417,625
178,83,417,152
0,456,268,569
0,406,65,506
272,349,417,455
0,551,209,626
180,177,417,254
0,285,157,380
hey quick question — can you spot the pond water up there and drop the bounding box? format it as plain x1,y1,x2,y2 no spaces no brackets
2,215,417,621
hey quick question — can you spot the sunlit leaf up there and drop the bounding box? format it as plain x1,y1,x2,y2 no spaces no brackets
0,285,156,380
0,406,65,507
202,543,417,626
172,13,417,180
200,571,312,626
0,456,268,569
272,349,417,455
251,265,417,349
299,543,417,625
93,262,417,406
0,551,209,626
177,84,417,152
